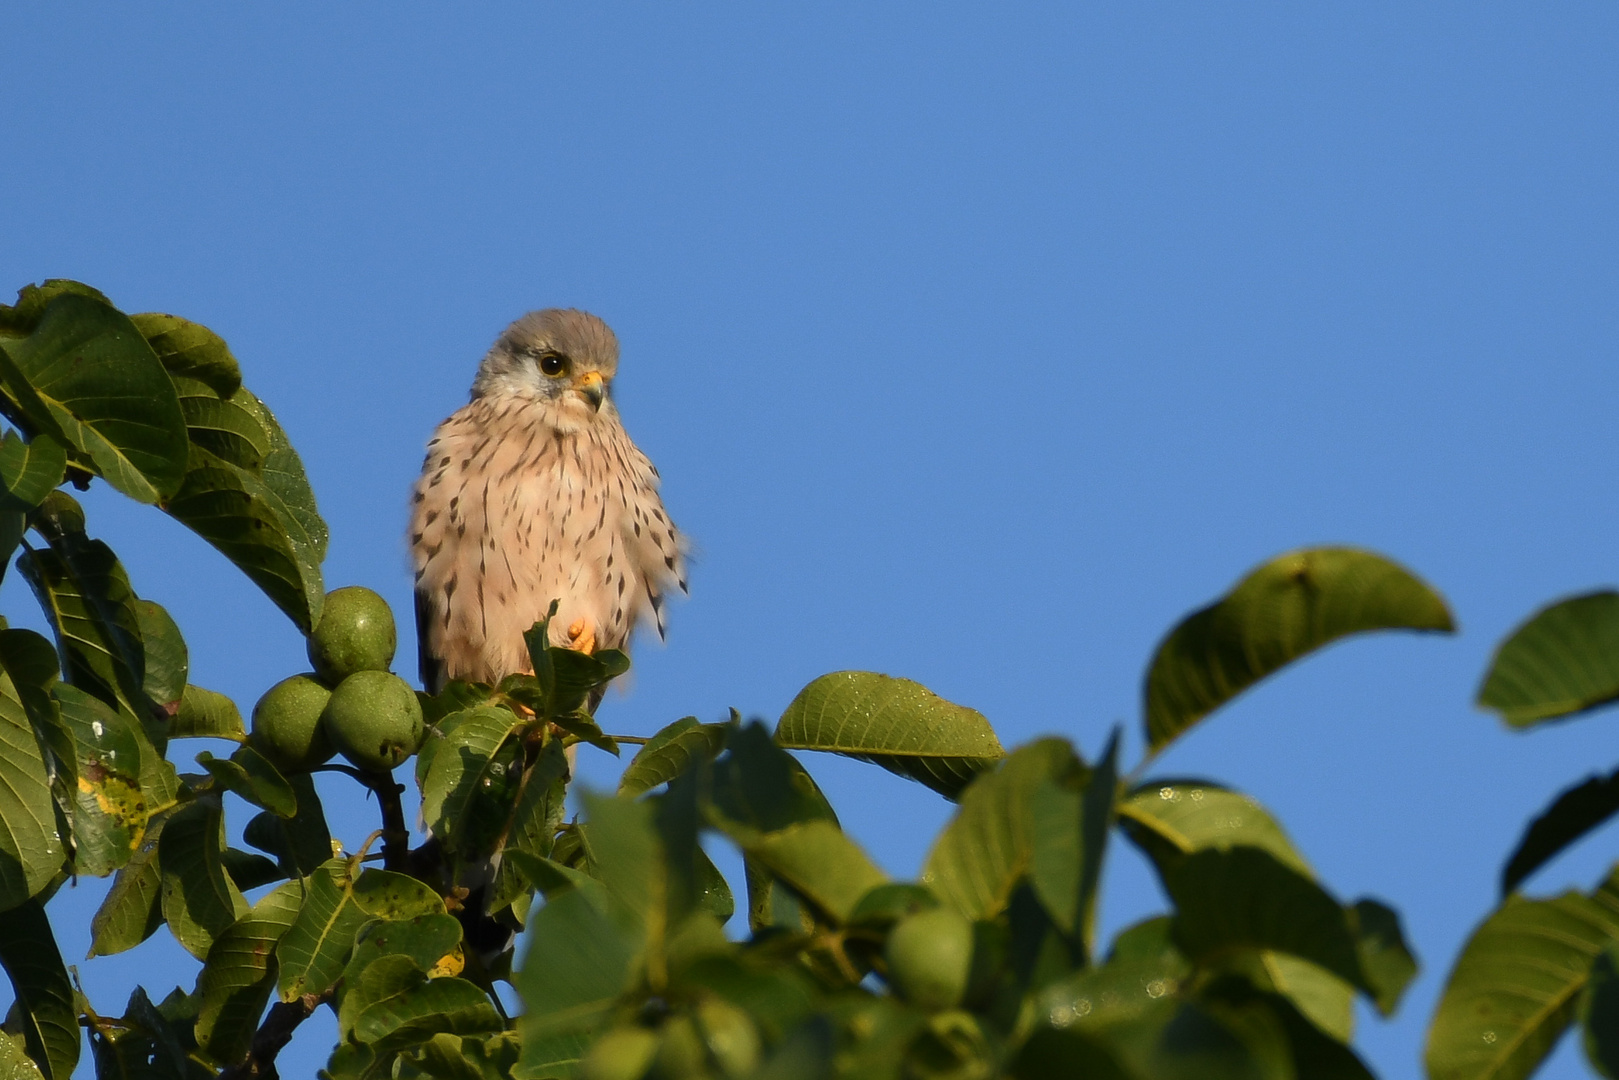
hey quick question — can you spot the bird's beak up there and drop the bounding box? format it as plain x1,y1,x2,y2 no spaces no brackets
576,371,605,411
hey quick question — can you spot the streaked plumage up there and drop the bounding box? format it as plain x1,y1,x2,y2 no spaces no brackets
410,309,684,695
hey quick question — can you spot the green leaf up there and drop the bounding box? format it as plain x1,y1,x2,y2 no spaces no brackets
1144,547,1454,753
708,722,838,833
242,773,331,878
0,293,188,502
168,685,245,742
88,810,168,957
398,1032,521,1080
222,848,283,892
54,685,155,877
1164,848,1377,1003
196,744,297,817
0,899,78,1080
89,985,194,1080
922,738,1080,920
1582,942,1619,1079
352,971,502,1055
732,821,886,924
0,432,66,512
1118,779,1312,878
276,857,370,1001
159,794,247,960
1351,897,1419,1017
0,1031,44,1079
1478,591,1619,727
241,390,328,563
1503,768,1619,896
161,445,325,634
776,671,1005,799
1030,730,1119,955
339,914,464,1014
129,312,242,400
133,600,186,713
618,717,728,797
194,880,303,1066
169,377,271,472
19,496,150,721
1427,876,1619,1080
418,706,523,857
514,886,643,1058
0,667,66,911
352,869,447,920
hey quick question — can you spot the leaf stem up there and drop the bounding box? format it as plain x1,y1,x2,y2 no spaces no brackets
608,735,650,745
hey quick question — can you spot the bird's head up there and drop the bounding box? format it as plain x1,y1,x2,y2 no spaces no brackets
471,309,620,426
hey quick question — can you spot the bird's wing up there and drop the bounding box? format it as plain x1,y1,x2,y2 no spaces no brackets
416,584,447,694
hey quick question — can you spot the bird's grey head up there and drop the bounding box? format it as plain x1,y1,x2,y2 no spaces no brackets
471,309,620,419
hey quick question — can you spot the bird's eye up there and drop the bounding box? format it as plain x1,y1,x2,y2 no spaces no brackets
538,353,568,377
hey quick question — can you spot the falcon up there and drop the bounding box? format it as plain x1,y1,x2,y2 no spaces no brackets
410,309,685,698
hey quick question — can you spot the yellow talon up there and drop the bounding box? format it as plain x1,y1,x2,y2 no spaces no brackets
566,618,596,654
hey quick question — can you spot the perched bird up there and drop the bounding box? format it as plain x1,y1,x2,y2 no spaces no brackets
410,309,685,697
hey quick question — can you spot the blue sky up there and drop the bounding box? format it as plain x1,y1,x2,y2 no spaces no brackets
7,5,1619,1077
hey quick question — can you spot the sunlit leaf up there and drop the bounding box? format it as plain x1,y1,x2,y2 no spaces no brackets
0,667,66,911
1478,591,1619,727
923,739,1080,920
1118,778,1312,878
1144,547,1454,752
0,431,66,512
514,886,643,1068
352,971,501,1055
194,880,303,1066
0,899,78,1080
734,821,886,925
54,685,153,877
418,706,522,858
0,292,188,503
277,857,369,1001
618,716,727,797
168,685,245,742
0,1031,43,1079
1427,876,1619,1080
776,671,1004,799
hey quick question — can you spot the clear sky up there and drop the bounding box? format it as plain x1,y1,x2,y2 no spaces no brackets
7,6,1619,1078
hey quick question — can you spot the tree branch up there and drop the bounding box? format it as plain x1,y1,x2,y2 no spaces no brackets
219,993,324,1080
371,772,410,873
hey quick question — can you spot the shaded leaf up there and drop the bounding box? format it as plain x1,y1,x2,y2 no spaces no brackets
1582,942,1619,1079
0,293,187,502
1351,897,1418,1017
776,671,1004,799
1427,877,1619,1080
1164,848,1375,1003
1144,547,1453,752
514,886,642,1061
353,972,502,1055
133,600,186,713
196,744,296,817
618,716,727,797
88,811,168,957
1031,730,1119,956
418,706,522,858
0,899,77,1080
221,848,283,892
159,794,248,960
242,773,331,878
1503,768,1619,896
1118,778,1312,878
168,685,244,742
161,445,325,634
1479,591,1619,727
130,312,242,400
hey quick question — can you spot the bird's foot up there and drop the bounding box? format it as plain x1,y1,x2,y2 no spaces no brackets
565,618,597,654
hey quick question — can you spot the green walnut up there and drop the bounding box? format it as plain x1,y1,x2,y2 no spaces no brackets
249,674,335,772
579,1027,659,1080
884,906,974,1011
307,586,397,685
321,670,423,773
